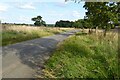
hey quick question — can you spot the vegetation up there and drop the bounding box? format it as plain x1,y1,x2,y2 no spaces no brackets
55,20,74,27
47,24,55,27
42,31,118,78
61,1,119,35
73,19,94,29
31,16,46,26
83,2,118,36
54,19,93,29
2,25,74,46
2,1,119,78
2,23,32,26
73,19,83,28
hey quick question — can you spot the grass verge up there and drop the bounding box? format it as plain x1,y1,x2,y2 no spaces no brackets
2,25,73,46
42,31,118,78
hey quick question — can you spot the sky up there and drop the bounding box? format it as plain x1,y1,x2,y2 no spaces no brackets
0,0,86,24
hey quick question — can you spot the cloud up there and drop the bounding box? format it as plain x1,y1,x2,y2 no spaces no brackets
72,11,81,18
0,3,8,12
18,2,35,10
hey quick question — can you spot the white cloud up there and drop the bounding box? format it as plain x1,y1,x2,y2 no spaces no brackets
0,3,8,12
18,2,35,10
72,11,81,18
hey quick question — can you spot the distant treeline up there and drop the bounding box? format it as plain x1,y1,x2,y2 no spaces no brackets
2,23,55,27
2,23,33,26
2,19,118,29
55,19,119,29
55,20,74,27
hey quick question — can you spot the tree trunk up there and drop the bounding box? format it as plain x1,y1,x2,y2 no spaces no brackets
95,26,98,34
82,27,84,32
89,28,91,34
89,28,93,34
104,29,107,37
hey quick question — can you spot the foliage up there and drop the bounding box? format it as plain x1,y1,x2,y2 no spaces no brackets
31,16,46,26
55,19,92,28
55,20,74,27
42,31,118,78
73,19,83,28
83,2,118,33
66,1,119,35
73,19,95,32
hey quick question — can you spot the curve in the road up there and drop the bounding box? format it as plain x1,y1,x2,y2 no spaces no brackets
2,30,79,78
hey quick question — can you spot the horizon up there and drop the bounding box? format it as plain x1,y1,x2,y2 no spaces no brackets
0,1,86,24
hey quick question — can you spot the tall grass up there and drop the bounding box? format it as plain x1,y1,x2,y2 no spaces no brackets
2,25,74,46
42,31,118,78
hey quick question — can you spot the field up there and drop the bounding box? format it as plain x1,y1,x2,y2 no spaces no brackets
1,24,119,78
42,30,119,78
1,25,74,46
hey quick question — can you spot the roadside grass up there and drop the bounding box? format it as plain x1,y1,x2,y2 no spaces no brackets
2,25,74,46
42,31,118,78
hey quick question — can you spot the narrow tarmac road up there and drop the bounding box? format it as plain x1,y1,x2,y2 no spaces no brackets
2,30,79,78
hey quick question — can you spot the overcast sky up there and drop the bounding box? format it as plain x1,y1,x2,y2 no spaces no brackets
0,0,86,24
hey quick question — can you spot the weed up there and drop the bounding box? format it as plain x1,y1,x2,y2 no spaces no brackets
42,31,118,78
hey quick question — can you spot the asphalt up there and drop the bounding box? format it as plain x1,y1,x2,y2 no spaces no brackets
2,30,79,78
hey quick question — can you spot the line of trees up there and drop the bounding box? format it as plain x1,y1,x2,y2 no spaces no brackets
64,1,119,36
55,20,74,27
54,19,93,28
31,1,119,36
54,18,117,29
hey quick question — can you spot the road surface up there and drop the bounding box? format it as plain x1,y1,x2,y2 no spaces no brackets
2,30,79,78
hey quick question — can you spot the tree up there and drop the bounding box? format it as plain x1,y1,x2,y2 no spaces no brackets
83,2,118,36
31,16,46,26
73,19,83,28
66,0,119,36
55,20,74,27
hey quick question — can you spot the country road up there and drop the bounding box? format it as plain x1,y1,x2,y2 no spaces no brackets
2,30,79,78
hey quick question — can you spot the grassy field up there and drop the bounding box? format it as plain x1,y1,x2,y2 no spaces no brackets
1,25,74,46
42,30,119,78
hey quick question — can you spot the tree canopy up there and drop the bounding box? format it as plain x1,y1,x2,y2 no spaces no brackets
67,1,119,26
55,20,74,27
83,2,119,35
31,16,46,26
83,2,118,30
